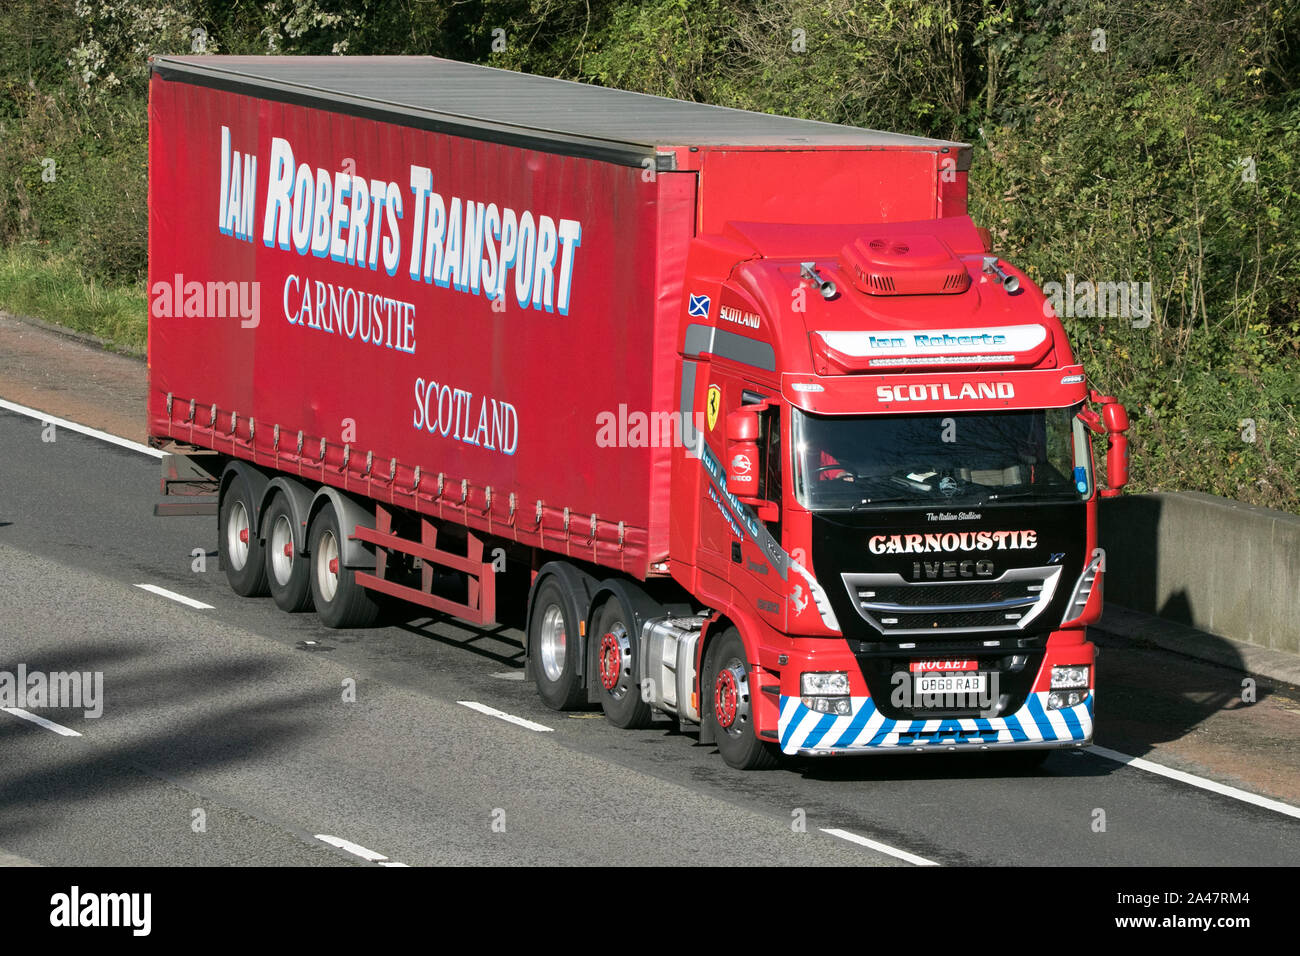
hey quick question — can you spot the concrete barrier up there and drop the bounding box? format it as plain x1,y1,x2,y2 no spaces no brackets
1099,492,1300,654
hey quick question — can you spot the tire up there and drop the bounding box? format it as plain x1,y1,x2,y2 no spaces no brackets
263,494,312,612
308,504,379,629
704,628,780,770
528,576,586,710
592,598,653,729
219,477,268,597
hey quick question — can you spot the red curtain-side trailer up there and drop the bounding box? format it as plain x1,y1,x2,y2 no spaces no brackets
148,56,1129,769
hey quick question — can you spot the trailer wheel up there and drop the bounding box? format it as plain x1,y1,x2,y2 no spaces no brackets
704,629,780,770
593,598,653,729
263,495,312,612
308,504,379,629
219,478,268,597
528,577,586,710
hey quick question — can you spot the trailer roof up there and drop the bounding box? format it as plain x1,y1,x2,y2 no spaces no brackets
151,55,969,168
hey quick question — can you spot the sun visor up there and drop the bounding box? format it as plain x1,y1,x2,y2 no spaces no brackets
782,365,1088,415
810,324,1052,373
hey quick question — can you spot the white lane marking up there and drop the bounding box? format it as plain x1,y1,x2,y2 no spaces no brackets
314,834,406,866
820,828,938,866
134,584,214,610
457,700,553,732
0,398,163,458
1,707,82,737
1086,745,1300,821
491,671,526,681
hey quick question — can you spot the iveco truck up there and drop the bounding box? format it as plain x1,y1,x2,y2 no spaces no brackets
148,55,1130,769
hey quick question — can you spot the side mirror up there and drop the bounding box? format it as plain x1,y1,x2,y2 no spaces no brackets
725,445,760,498
1103,403,1129,433
1098,402,1130,497
726,408,759,442
724,408,778,520
724,409,760,495
1102,432,1129,496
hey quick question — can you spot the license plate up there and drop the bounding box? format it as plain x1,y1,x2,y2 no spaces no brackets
914,674,987,695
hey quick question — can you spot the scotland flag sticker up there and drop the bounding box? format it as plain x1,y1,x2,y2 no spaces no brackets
687,293,711,318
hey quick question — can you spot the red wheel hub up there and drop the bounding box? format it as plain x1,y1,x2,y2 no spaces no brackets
328,557,339,574
239,529,249,544
598,633,622,690
715,669,739,729
283,542,293,556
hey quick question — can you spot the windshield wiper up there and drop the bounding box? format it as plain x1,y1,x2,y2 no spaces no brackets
983,488,1076,502
847,497,922,511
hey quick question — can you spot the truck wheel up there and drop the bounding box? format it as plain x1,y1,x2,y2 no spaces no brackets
219,479,268,597
593,598,653,729
263,495,312,612
528,576,586,710
308,504,379,629
704,629,780,771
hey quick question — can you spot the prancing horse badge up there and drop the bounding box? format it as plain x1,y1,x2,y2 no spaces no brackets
706,384,721,432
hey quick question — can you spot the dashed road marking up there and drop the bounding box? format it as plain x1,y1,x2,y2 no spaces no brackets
820,828,938,866
1,707,81,737
314,834,407,866
1087,744,1300,821
457,700,553,732
134,583,214,610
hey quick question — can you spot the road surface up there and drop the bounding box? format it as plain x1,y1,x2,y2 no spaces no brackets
1,406,1298,866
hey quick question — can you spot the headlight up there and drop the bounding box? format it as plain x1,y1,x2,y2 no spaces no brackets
802,696,853,716
1051,665,1090,690
1047,690,1087,710
801,672,850,695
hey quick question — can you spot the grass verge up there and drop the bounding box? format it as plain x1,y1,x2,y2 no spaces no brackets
0,242,146,356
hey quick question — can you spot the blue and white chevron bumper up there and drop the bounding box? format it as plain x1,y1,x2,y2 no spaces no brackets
778,692,1093,755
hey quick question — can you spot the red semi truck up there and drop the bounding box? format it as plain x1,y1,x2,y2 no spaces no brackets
148,55,1130,769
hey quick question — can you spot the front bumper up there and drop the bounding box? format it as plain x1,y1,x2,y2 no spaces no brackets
777,691,1093,756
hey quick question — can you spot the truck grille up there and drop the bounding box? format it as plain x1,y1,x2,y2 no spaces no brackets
864,581,1037,607
841,566,1062,636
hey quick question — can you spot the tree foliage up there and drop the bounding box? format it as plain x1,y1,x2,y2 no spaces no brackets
1,0,1296,508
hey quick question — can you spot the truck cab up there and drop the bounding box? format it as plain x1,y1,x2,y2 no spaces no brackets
670,213,1129,766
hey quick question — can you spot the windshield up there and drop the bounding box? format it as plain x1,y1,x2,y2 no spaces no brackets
791,403,1093,511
